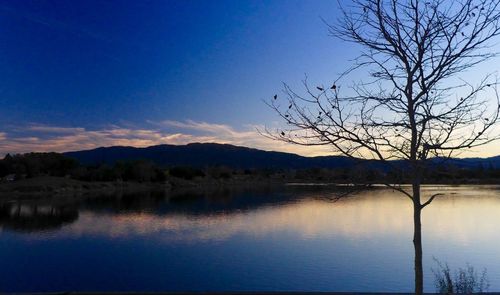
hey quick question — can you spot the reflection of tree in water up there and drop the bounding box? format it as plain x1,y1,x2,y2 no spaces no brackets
82,185,347,216
82,190,167,214
0,186,353,233
0,202,78,232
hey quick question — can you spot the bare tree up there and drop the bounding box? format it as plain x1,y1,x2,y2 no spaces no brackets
265,0,500,294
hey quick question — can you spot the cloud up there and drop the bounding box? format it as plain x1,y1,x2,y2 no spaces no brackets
1,120,498,158
153,120,334,156
0,121,333,157
26,126,87,134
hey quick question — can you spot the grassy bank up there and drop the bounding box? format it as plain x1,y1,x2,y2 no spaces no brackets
0,176,170,198
0,175,290,199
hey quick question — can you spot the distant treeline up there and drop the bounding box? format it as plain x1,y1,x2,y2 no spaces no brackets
0,153,166,182
1,152,500,184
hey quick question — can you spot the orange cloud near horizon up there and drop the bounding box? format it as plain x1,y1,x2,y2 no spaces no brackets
0,120,498,158
0,121,334,158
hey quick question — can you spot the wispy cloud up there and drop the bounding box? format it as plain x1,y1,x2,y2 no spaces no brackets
152,120,334,156
26,126,87,134
0,121,333,157
2,121,497,158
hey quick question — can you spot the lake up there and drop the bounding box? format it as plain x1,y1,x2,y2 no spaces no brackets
0,185,499,293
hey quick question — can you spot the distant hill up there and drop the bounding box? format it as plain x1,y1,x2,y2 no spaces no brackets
64,143,500,170
64,143,357,169
433,156,500,169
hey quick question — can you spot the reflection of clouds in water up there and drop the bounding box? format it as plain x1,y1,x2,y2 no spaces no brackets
19,187,500,244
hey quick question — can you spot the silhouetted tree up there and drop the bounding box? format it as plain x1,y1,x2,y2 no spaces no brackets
266,1,500,293
168,166,205,180
0,153,79,178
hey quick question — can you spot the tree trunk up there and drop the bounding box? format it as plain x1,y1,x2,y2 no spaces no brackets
413,183,423,295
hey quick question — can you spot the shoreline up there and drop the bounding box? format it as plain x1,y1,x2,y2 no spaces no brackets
0,176,288,199
1,176,500,200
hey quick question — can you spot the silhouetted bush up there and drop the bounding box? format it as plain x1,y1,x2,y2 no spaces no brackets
169,166,205,180
205,166,233,179
75,160,166,182
0,153,78,178
433,259,489,294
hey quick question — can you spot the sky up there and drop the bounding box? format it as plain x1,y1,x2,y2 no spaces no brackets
0,0,498,158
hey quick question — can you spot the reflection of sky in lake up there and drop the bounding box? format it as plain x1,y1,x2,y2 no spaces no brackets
1,186,500,292
25,193,414,242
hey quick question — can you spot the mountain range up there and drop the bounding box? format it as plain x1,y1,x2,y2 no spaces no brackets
63,143,500,170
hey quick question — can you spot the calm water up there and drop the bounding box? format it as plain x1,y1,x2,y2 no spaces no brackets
1,185,500,292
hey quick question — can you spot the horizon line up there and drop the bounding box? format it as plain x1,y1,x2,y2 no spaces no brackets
3,141,500,161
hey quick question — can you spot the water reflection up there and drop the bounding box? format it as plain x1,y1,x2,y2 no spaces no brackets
1,185,500,292
0,201,78,232
3,185,500,243
56,191,412,242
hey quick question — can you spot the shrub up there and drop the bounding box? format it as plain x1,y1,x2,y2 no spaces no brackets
169,166,205,180
433,258,489,294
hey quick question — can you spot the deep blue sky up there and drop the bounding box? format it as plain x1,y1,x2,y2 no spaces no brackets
0,0,363,155
1,0,497,157
0,0,352,128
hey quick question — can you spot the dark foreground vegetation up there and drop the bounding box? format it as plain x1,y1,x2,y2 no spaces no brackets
1,152,500,187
